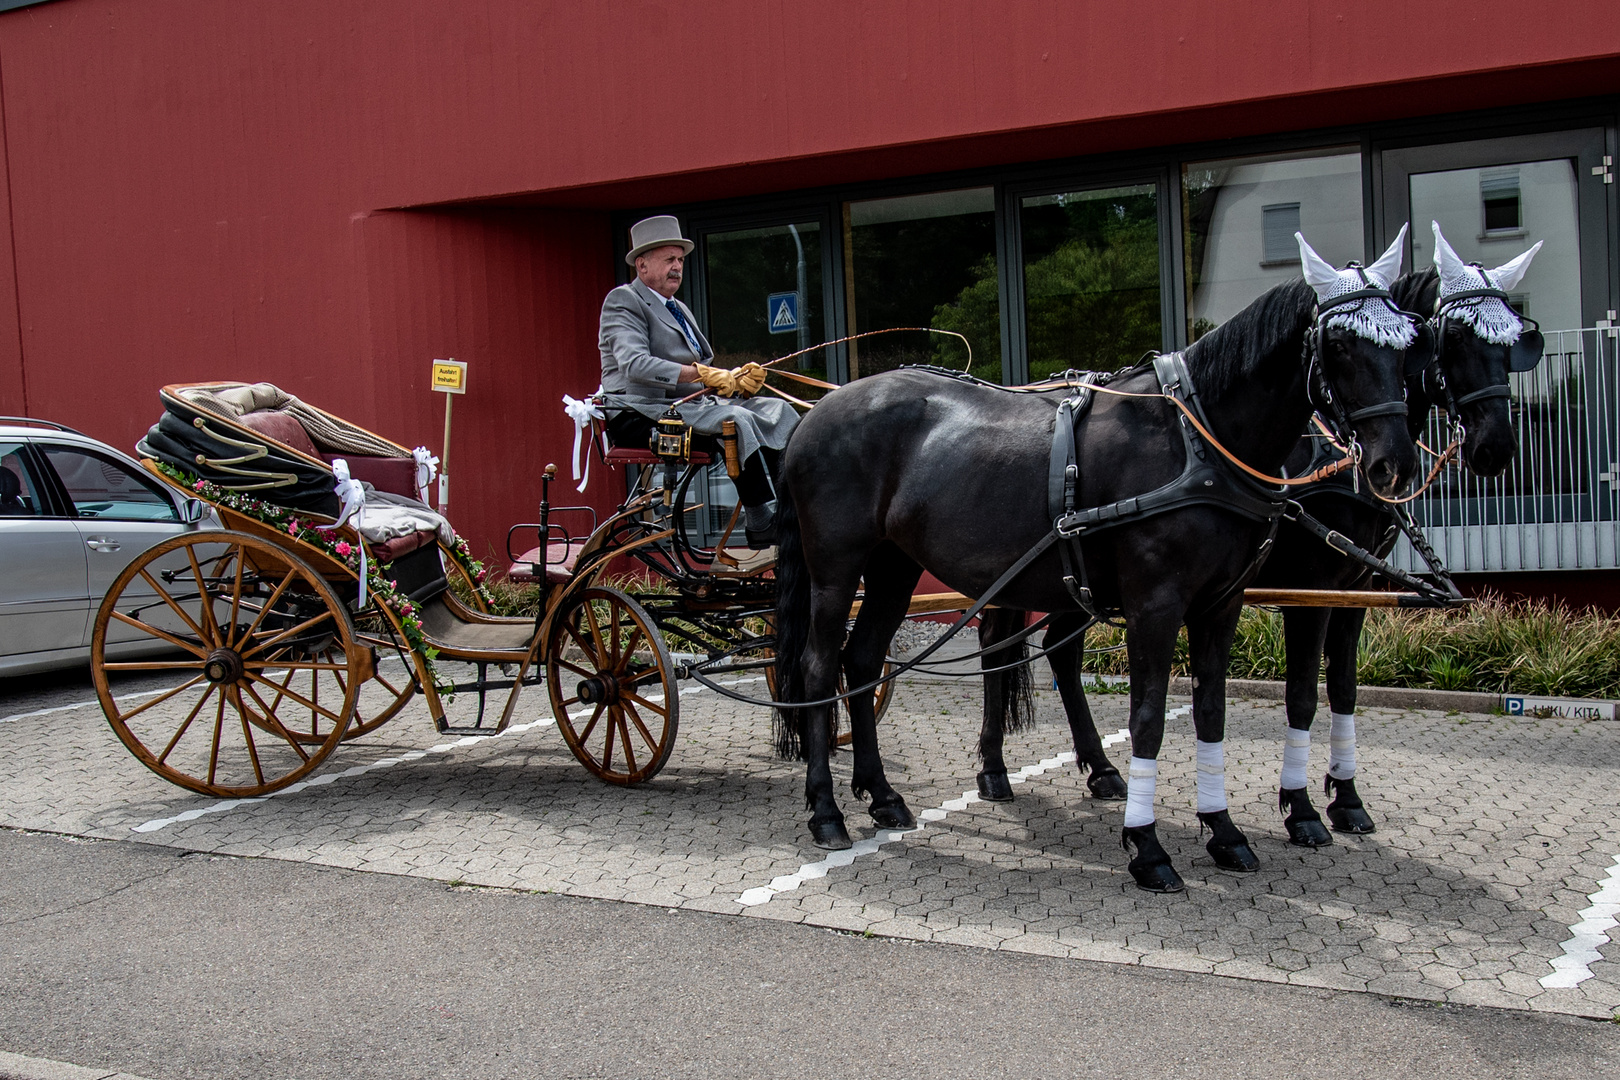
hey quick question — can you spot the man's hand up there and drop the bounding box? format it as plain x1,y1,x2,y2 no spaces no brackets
732,363,767,397
694,363,740,397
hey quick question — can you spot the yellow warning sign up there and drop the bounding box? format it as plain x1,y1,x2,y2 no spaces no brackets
431,359,467,394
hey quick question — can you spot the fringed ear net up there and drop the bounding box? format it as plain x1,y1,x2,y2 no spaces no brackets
1364,223,1408,288
1432,221,1542,345
1296,231,1342,301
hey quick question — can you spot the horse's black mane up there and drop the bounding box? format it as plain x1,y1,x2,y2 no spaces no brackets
1390,267,1439,316
1184,278,1316,404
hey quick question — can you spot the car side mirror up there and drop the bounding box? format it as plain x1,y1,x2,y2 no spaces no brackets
179,498,208,524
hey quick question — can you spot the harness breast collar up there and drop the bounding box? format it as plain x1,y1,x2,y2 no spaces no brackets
1045,352,1287,616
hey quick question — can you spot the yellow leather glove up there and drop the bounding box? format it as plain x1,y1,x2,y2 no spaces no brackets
732,363,767,397
694,363,739,397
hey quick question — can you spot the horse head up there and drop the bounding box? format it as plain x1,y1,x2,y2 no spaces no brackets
1410,221,1543,477
1297,226,1421,499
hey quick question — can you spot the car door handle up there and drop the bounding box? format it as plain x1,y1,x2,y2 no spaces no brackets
84,536,122,553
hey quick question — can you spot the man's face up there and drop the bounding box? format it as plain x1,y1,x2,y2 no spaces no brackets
636,246,685,299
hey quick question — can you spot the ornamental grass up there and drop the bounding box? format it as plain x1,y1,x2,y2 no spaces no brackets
1080,594,1620,700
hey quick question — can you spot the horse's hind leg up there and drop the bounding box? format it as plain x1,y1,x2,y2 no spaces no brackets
803,576,864,849
1046,613,1125,800
844,544,923,830
1187,605,1260,874
1277,608,1333,848
1322,605,1375,834
975,608,1031,802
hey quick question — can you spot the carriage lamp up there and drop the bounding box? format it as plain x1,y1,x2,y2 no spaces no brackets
651,407,693,504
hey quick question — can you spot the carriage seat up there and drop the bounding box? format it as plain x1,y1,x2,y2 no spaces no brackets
372,528,439,564
234,409,419,499
507,540,587,585
604,446,712,467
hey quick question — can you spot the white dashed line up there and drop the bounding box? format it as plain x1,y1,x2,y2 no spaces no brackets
1541,854,1620,988
129,677,766,834
1,687,174,724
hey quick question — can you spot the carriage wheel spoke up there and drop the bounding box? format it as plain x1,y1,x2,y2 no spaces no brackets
241,611,334,660
576,702,605,745
206,693,227,786
600,708,618,771
231,689,267,787
582,605,608,668
241,660,350,672
555,656,595,681
620,689,668,718
242,682,312,762
117,675,207,725
615,711,637,774
608,604,623,669
617,626,644,674
236,569,298,646
224,551,246,647
156,684,216,765
133,572,212,648
186,544,224,644
622,699,659,756
244,672,348,726
562,621,606,669
109,610,207,658
103,660,207,671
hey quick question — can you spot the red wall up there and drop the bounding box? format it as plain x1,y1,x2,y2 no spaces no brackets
0,0,1612,556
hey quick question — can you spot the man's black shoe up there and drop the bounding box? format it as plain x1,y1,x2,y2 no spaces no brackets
744,522,777,549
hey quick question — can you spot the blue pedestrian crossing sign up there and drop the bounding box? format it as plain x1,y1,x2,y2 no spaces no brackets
767,291,799,335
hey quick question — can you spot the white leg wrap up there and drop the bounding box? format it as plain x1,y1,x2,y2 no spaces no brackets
1328,711,1357,779
1124,757,1157,828
1280,728,1310,790
1195,739,1227,813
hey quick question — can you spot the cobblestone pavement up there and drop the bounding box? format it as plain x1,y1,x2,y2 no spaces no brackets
3,662,1618,1020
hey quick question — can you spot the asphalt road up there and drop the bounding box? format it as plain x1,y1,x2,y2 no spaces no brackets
2,827,1617,1080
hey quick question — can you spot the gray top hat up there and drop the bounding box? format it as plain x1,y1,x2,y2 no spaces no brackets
625,215,695,266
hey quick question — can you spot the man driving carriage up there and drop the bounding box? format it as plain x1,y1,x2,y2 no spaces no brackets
598,215,799,547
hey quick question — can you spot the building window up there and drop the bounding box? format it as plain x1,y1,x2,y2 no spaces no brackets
1182,147,1362,341
1019,183,1161,379
1480,168,1523,234
702,222,830,392
1260,202,1301,265
843,188,998,381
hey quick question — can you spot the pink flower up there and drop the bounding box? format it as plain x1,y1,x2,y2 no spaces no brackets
400,602,414,617
192,480,206,492
287,521,299,536
335,540,352,556
475,568,486,582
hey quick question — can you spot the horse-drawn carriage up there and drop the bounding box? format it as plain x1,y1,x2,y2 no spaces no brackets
91,379,846,798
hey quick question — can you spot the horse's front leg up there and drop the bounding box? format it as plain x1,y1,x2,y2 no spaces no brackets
1278,607,1333,847
1322,605,1375,834
1119,602,1184,893
844,549,922,829
1046,613,1126,799
804,580,860,849
1188,604,1260,873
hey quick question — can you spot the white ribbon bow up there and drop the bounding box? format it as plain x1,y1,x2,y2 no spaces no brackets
562,390,606,493
411,446,439,504
331,458,369,607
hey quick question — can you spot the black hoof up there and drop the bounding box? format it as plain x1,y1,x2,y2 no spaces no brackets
1279,787,1333,848
1086,767,1128,801
1121,824,1184,894
870,799,915,830
1198,810,1260,872
810,818,852,850
976,770,1015,802
1324,775,1377,834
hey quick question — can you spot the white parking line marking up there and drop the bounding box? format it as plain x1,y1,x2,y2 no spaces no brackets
1,687,173,724
1541,853,1620,988
129,677,766,834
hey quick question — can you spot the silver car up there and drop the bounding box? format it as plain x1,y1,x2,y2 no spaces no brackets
0,418,212,676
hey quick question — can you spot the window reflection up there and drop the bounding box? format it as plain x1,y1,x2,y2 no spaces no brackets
703,222,829,398
1020,184,1160,380
1183,148,1362,341
844,188,999,381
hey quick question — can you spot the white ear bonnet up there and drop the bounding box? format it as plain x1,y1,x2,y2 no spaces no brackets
1432,221,1541,346
1295,224,1417,350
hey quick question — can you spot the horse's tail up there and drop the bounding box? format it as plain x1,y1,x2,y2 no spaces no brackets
976,608,1036,759
772,486,809,760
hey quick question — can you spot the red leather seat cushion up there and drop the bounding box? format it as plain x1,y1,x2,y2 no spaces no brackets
369,529,437,563
508,541,585,585
604,447,712,466
320,453,418,499
237,410,320,457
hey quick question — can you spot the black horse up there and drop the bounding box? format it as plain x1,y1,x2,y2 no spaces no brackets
773,264,1420,892
971,234,1541,856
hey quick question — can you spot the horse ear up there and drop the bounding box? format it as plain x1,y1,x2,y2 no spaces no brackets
1365,223,1408,288
1295,231,1340,300
1432,221,1470,289
1489,240,1543,292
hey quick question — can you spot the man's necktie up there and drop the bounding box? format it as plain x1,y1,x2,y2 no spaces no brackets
665,299,701,353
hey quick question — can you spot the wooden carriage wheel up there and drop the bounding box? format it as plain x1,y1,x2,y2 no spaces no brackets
545,586,678,785
761,619,897,745
91,531,363,797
